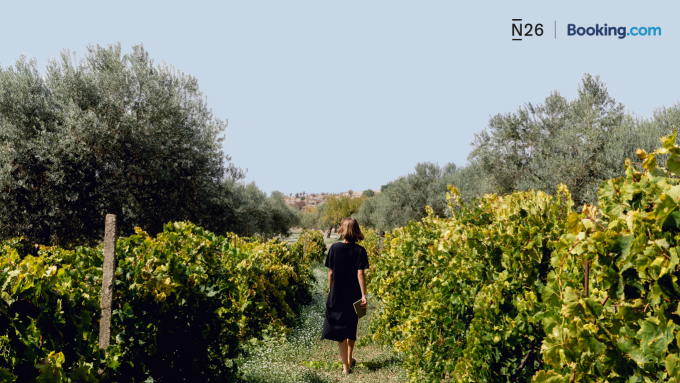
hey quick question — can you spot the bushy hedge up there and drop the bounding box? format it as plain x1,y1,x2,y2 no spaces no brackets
358,226,381,283
363,186,572,382
365,133,680,382
0,238,103,382
0,223,325,382
290,230,327,265
533,133,680,382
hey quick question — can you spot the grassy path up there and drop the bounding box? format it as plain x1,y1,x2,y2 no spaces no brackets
237,263,406,383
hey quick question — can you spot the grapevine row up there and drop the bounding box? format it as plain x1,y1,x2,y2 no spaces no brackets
0,224,326,382
363,133,680,382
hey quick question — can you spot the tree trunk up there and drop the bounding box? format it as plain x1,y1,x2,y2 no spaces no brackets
326,226,332,238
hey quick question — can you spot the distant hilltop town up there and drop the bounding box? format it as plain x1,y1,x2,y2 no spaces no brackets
283,190,379,210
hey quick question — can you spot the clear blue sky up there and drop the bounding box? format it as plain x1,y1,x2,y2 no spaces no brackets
1,0,678,195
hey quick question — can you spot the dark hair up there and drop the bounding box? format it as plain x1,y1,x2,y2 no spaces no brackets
338,217,364,243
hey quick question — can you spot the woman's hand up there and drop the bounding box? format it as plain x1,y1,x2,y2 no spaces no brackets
361,295,367,310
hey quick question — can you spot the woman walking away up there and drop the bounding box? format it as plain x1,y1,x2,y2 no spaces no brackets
321,217,369,375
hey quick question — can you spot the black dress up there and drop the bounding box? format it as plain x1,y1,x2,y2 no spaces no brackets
321,242,370,342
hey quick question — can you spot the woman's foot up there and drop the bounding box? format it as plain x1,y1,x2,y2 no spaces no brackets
350,358,356,367
342,367,352,374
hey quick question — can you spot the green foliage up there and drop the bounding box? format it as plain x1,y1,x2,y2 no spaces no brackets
229,184,300,239
364,185,573,382
322,195,365,230
0,44,243,247
358,226,380,260
469,74,680,209
533,132,680,382
356,162,494,232
299,205,324,230
0,368,16,383
291,230,327,265
0,44,298,247
1,222,319,382
357,226,381,283
366,132,680,382
363,76,680,235
107,223,242,381
0,238,103,382
363,190,375,197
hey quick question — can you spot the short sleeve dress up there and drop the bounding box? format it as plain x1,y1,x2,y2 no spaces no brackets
321,242,370,342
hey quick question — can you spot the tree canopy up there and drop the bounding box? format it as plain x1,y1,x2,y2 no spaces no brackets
358,74,680,232
0,44,296,246
322,195,365,231
228,182,299,239
469,74,677,207
355,162,490,232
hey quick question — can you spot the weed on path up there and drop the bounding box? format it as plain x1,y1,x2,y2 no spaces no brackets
237,266,405,383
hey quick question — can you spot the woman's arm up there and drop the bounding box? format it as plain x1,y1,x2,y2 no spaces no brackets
357,269,367,308
328,269,333,292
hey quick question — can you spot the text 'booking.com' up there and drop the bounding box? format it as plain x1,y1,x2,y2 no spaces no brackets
511,20,662,41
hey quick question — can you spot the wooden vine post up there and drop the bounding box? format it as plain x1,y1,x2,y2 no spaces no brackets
379,232,385,254
99,214,117,349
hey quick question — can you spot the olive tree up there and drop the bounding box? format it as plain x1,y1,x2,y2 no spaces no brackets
0,44,245,246
321,195,365,237
469,73,679,208
355,162,493,232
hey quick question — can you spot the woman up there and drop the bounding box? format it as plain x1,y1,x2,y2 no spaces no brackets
321,217,369,375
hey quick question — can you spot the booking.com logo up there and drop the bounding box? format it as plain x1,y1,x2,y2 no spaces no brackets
567,24,661,39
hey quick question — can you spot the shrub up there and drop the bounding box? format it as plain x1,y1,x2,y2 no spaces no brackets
533,133,680,382
0,222,320,382
366,132,680,382
0,239,103,382
358,226,381,283
364,186,573,382
291,230,326,265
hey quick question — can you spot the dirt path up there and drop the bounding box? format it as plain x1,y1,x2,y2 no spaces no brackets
236,264,406,383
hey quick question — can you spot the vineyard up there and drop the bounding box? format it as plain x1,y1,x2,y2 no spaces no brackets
360,133,680,382
4,133,680,383
0,224,326,382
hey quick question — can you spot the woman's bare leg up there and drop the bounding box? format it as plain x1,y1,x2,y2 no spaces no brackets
347,339,355,364
338,340,350,373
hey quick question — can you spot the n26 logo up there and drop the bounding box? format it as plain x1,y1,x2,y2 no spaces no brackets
512,19,544,41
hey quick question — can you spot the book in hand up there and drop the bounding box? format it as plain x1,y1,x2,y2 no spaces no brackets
353,299,366,319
